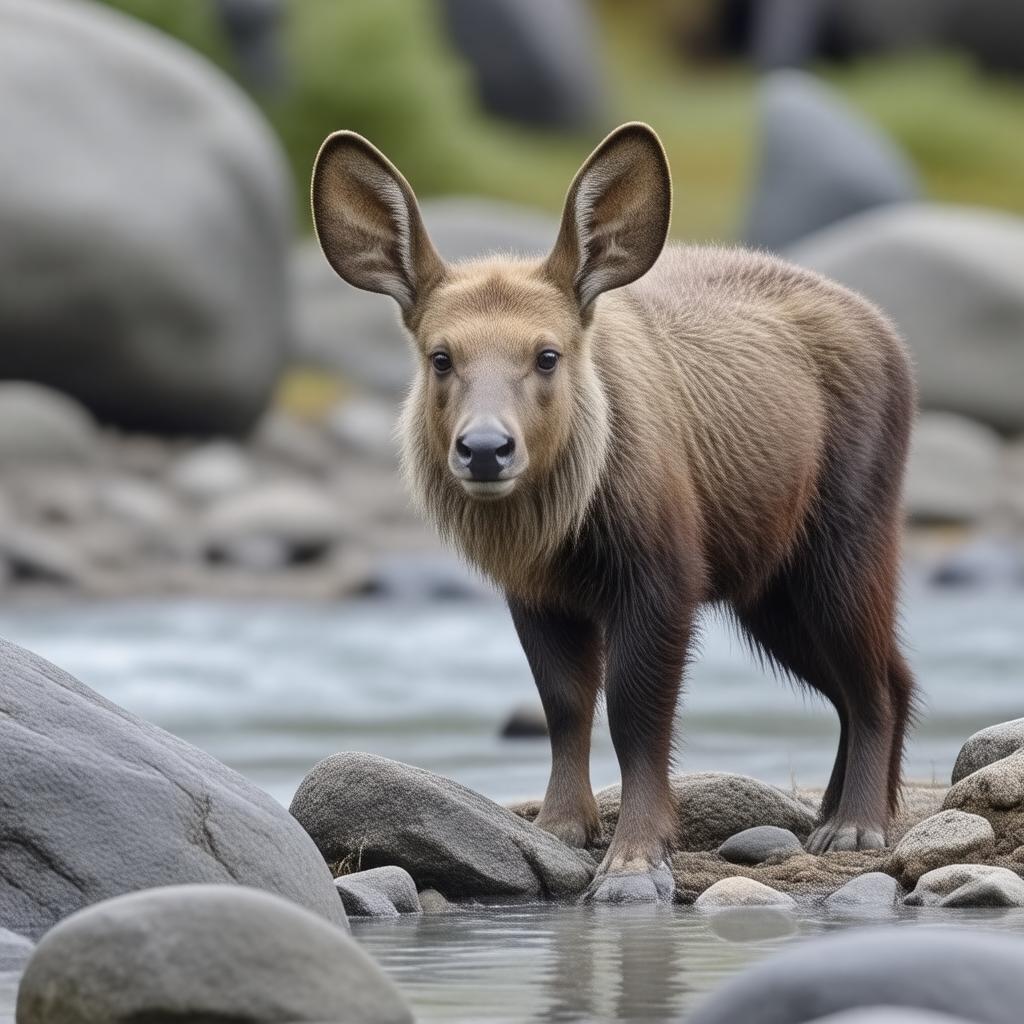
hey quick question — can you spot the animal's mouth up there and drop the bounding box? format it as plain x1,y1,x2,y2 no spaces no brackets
459,478,519,501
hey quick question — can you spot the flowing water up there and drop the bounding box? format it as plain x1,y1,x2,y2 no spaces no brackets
0,581,1022,1021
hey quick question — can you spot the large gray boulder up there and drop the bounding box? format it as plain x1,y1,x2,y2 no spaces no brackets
953,719,1024,785
16,885,411,1024
0,639,345,940
687,927,1024,1024
0,384,100,468
788,203,1024,433
0,0,291,435
294,198,559,394
743,71,919,251
439,0,604,130
290,752,594,899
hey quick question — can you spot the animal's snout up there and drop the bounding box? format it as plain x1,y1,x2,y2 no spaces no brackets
455,430,516,481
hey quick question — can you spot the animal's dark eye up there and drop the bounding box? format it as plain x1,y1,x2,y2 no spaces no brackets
431,351,452,375
536,350,560,373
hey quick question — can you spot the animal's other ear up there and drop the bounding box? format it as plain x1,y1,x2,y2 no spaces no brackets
311,131,444,315
545,122,671,314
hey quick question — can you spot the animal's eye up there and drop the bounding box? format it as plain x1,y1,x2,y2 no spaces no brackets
536,350,560,373
431,351,452,375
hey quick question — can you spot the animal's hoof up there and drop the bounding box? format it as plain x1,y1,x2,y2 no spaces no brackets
806,822,886,854
582,862,674,905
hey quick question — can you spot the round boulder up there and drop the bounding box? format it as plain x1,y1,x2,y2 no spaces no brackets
16,885,412,1024
695,877,795,911
333,866,422,918
905,864,1024,908
823,872,898,910
718,826,803,865
0,0,291,435
953,719,1024,785
888,809,994,885
943,749,1024,852
0,383,99,468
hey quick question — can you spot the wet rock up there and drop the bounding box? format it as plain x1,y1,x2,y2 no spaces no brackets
718,826,803,865
824,872,898,909
888,809,994,885
0,0,290,435
743,71,919,251
596,772,816,852
16,885,410,1024
500,703,549,739
0,927,33,972
290,752,594,899
0,384,99,467
168,442,254,503
905,864,1024,908
686,926,1024,1024
953,719,1024,784
943,749,1024,852
0,639,345,940
695,877,796,910
417,888,454,914
203,481,344,565
439,0,604,130
905,413,1002,525
334,866,422,918
804,1010,979,1024
788,204,1024,433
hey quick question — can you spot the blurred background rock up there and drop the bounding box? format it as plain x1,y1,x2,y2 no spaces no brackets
0,0,1022,601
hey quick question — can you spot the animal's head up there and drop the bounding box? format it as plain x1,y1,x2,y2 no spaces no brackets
311,123,671,566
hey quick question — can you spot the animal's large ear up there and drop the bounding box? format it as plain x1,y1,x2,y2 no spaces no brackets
544,123,671,314
311,131,444,315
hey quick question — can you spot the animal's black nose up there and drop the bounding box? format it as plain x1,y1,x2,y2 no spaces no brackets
455,431,515,481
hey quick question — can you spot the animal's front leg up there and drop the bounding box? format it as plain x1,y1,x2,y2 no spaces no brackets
585,585,693,904
509,601,603,849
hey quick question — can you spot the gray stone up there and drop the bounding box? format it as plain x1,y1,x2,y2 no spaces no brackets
327,397,400,463
824,872,898,909
905,413,1002,525
289,752,594,899
253,412,338,475
953,719,1024,784
906,864,1024,908
0,525,95,589
0,0,290,435
695,877,796,911
686,926,1024,1024
439,0,604,130
11,469,98,526
99,477,180,534
0,927,33,972
292,199,558,394
0,639,345,940
202,481,344,564
417,888,454,914
333,866,422,918
929,536,1024,589
806,1010,978,1024
596,772,816,852
718,826,803,865
744,71,919,251
889,809,994,885
16,885,410,1024
943,749,1024,852
788,204,1024,433
168,442,254,503
500,703,549,739
0,384,99,467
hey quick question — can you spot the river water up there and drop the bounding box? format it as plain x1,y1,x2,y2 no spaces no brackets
0,582,1022,1021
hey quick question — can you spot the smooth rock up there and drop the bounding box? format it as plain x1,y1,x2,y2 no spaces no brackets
500,703,549,739
824,872,898,909
744,71,919,251
0,639,345,940
718,826,803,865
0,927,33,972
905,413,1002,525
168,442,254,503
0,384,99,467
953,719,1024,784
0,0,290,435
695,877,796,911
889,809,994,884
905,864,1024,908
806,1010,979,1024
417,888,454,914
439,0,604,130
99,477,180,533
13,469,98,525
943,749,1024,851
16,885,410,1024
290,752,594,899
687,926,1024,1024
788,204,1024,433
334,866,422,918
596,772,816,852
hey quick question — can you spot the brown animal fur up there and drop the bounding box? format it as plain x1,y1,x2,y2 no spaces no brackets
311,124,917,900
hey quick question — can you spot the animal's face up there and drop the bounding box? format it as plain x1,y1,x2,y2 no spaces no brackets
310,122,671,506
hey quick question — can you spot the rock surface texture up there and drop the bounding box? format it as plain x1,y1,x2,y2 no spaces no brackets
334,866,422,918
888,809,995,885
694,877,796,910
943,750,1024,852
0,0,290,434
905,864,1024,908
953,719,1024,785
16,885,411,1024
0,639,345,940
718,826,804,865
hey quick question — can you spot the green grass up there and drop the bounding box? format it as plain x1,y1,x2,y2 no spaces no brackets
97,1,1024,242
